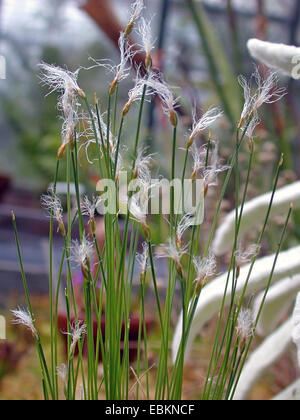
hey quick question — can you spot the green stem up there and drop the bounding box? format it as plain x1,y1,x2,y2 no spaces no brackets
12,213,55,399
229,205,293,399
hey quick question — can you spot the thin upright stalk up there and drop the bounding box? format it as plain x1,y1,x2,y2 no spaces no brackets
170,126,177,230
12,213,55,399
229,205,293,399
48,160,60,398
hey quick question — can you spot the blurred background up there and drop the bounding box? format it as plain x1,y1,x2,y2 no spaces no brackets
0,0,300,399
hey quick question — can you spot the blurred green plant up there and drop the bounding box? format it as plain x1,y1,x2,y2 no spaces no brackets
187,0,242,126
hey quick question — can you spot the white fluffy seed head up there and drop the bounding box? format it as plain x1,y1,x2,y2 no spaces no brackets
235,244,260,266
94,107,116,153
125,0,144,36
81,195,101,219
236,308,254,342
107,32,135,92
39,62,83,99
238,74,253,123
203,141,229,188
39,63,83,151
115,32,133,83
41,188,64,223
129,196,147,226
245,112,261,140
130,0,144,21
67,321,87,354
123,70,158,117
193,252,217,283
253,69,286,109
156,237,188,263
56,364,67,384
11,307,37,339
78,109,104,164
190,143,206,178
138,17,155,57
176,213,196,248
125,69,153,110
188,108,223,148
193,252,217,295
145,74,179,122
129,163,159,229
71,237,94,274
136,242,150,277
127,75,146,105
156,238,188,278
41,189,66,236
238,67,286,134
88,33,135,93
133,147,154,180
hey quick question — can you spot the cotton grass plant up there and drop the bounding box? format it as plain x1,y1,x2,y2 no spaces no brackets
10,3,295,401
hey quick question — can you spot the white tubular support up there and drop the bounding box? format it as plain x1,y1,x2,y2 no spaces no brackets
272,378,300,400
212,181,300,256
247,39,300,78
253,275,300,337
233,318,293,400
172,246,300,364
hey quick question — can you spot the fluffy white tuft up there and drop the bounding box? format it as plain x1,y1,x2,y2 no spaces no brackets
11,307,37,338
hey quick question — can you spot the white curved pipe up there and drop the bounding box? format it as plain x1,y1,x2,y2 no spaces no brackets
212,181,300,256
233,318,292,400
272,378,300,400
253,275,300,337
172,246,300,363
247,39,300,78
